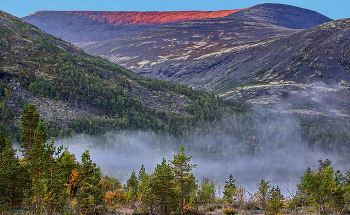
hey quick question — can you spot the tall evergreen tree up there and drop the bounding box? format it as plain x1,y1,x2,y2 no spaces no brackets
138,164,146,181
0,127,27,210
72,150,105,215
149,158,177,215
170,146,197,214
20,104,68,214
126,170,139,202
257,179,271,210
20,104,40,155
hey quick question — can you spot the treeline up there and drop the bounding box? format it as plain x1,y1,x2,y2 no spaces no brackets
55,110,350,164
1,104,350,215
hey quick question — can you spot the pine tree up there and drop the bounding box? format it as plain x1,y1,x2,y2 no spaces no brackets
138,165,153,213
256,179,271,210
20,104,40,155
149,158,177,215
0,127,27,210
297,159,345,214
223,173,237,200
72,150,105,215
138,164,146,181
126,170,139,202
57,150,77,184
170,146,197,214
197,177,216,205
266,186,283,215
26,126,68,214
20,105,68,214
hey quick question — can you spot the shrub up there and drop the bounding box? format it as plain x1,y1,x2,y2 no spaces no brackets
222,206,237,215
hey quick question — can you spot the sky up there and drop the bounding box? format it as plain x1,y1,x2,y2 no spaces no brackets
1,0,349,20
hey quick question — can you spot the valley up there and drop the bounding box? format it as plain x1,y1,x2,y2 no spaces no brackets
0,2,350,214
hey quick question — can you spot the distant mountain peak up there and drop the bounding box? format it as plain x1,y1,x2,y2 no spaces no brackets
228,3,332,29
26,9,250,26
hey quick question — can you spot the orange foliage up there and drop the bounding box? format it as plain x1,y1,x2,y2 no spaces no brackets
103,189,127,208
69,168,79,185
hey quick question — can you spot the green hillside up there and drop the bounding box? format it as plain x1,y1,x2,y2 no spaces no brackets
0,11,246,139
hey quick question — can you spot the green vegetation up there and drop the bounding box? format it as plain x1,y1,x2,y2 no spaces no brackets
0,10,245,140
1,104,350,214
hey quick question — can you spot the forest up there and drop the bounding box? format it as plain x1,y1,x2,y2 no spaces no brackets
1,104,350,215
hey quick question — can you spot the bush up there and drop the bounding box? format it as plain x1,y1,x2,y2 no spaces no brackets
222,206,237,215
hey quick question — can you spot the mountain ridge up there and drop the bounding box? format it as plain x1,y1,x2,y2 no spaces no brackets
85,3,332,82
1,10,241,138
22,8,248,46
27,9,249,25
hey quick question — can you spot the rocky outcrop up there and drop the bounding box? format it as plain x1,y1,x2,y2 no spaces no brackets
7,80,100,129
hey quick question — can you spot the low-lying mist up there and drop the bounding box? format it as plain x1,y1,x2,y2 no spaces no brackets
56,103,349,196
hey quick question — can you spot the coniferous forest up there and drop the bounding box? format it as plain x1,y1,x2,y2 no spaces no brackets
1,104,350,215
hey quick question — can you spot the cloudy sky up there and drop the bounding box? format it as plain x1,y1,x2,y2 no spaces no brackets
2,0,349,20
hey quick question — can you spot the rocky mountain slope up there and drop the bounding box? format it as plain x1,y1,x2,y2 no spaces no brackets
0,11,241,138
83,4,350,117
178,18,349,117
22,9,247,47
85,3,332,82
190,19,350,92
22,3,348,118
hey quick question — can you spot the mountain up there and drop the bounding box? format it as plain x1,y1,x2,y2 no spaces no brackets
181,18,350,117
0,11,243,138
22,3,346,117
188,18,350,91
82,4,350,117
22,9,248,47
84,3,332,82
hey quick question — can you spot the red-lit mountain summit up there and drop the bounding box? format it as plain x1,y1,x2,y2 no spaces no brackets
24,9,248,46
57,10,247,25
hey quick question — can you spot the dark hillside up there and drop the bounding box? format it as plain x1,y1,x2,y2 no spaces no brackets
85,3,332,83
0,11,244,139
226,3,332,29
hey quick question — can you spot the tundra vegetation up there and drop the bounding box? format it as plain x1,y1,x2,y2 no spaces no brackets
1,104,350,215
